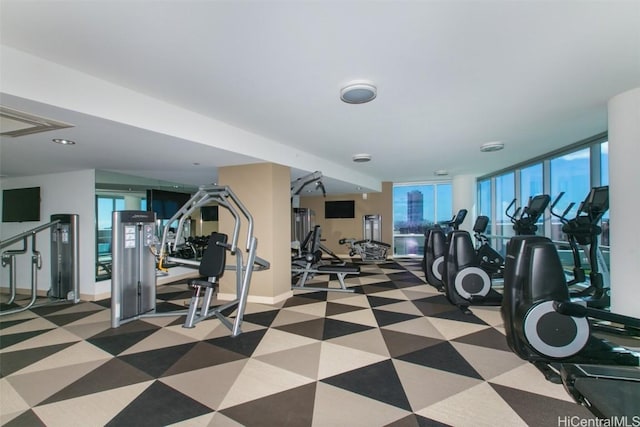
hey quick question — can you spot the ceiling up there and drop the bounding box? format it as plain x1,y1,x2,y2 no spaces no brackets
1,1,639,195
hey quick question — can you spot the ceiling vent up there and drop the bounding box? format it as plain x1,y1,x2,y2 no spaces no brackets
0,106,74,137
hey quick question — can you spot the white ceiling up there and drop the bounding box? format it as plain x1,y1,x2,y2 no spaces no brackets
1,1,639,194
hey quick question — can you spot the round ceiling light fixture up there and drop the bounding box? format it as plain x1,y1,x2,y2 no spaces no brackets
52,138,76,145
352,153,372,163
434,169,449,176
480,141,505,152
340,82,377,104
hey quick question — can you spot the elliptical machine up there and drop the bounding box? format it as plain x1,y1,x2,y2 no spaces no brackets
550,186,610,309
442,194,551,313
422,209,467,292
473,215,504,279
500,233,639,413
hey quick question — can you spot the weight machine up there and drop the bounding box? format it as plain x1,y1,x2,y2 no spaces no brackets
1,214,79,316
111,185,270,337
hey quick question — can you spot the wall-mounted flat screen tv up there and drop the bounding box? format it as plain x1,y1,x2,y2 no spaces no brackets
2,187,41,222
325,200,355,219
200,205,219,221
146,189,191,220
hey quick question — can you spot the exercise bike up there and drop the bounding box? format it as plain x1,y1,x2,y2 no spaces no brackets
442,194,551,313
550,186,610,309
422,209,467,292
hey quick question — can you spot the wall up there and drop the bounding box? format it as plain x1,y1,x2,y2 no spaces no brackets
299,182,393,255
0,170,96,299
608,87,640,318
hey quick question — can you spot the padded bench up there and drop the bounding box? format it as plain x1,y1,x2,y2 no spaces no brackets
292,250,360,292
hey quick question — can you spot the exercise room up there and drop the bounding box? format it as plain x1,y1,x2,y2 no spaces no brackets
1,1,639,425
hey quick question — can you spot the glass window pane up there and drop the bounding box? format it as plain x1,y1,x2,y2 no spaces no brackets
520,163,544,235
478,179,491,218
520,163,543,203
550,147,590,241
495,172,515,240
393,182,451,257
436,183,453,223
601,141,609,186
600,141,609,248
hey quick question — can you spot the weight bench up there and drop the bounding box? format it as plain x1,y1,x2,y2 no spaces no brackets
291,250,360,293
184,232,228,328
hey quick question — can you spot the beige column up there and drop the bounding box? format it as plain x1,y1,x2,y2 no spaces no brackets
217,163,292,304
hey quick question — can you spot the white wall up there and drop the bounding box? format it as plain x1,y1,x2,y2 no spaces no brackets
608,87,640,318
452,174,476,230
1,170,96,299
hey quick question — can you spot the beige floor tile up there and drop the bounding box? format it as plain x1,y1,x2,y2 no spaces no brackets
327,328,391,358
217,359,315,410
417,382,528,427
392,359,485,412
317,341,388,380
33,381,153,427
161,359,248,410
252,327,319,357
312,382,411,427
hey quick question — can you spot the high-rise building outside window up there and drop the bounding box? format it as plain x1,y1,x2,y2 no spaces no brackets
407,190,424,225
393,182,452,257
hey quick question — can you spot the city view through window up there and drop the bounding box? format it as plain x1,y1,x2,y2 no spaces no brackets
393,183,452,256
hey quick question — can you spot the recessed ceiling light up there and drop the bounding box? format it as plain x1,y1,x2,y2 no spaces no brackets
340,82,377,104
352,153,372,163
52,138,76,145
480,141,504,152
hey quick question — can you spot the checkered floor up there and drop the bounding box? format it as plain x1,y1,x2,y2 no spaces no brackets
1,259,594,426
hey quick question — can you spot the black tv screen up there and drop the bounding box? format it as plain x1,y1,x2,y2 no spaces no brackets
325,200,355,219
146,189,191,220
200,205,219,221
2,187,41,222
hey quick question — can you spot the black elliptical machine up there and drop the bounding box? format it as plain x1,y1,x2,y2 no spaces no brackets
501,224,640,417
442,194,551,313
422,209,467,292
473,215,504,279
502,234,639,375
473,196,550,279
549,186,610,309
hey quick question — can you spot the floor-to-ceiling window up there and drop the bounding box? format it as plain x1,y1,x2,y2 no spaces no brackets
520,163,544,235
550,147,591,241
476,134,609,280
477,179,491,217
393,182,452,257
494,172,515,251
600,141,610,246
95,195,125,280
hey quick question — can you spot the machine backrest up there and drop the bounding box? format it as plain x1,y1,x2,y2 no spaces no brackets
310,225,322,253
525,240,570,303
426,227,447,258
443,230,480,305
446,230,477,271
199,232,228,278
423,227,447,285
